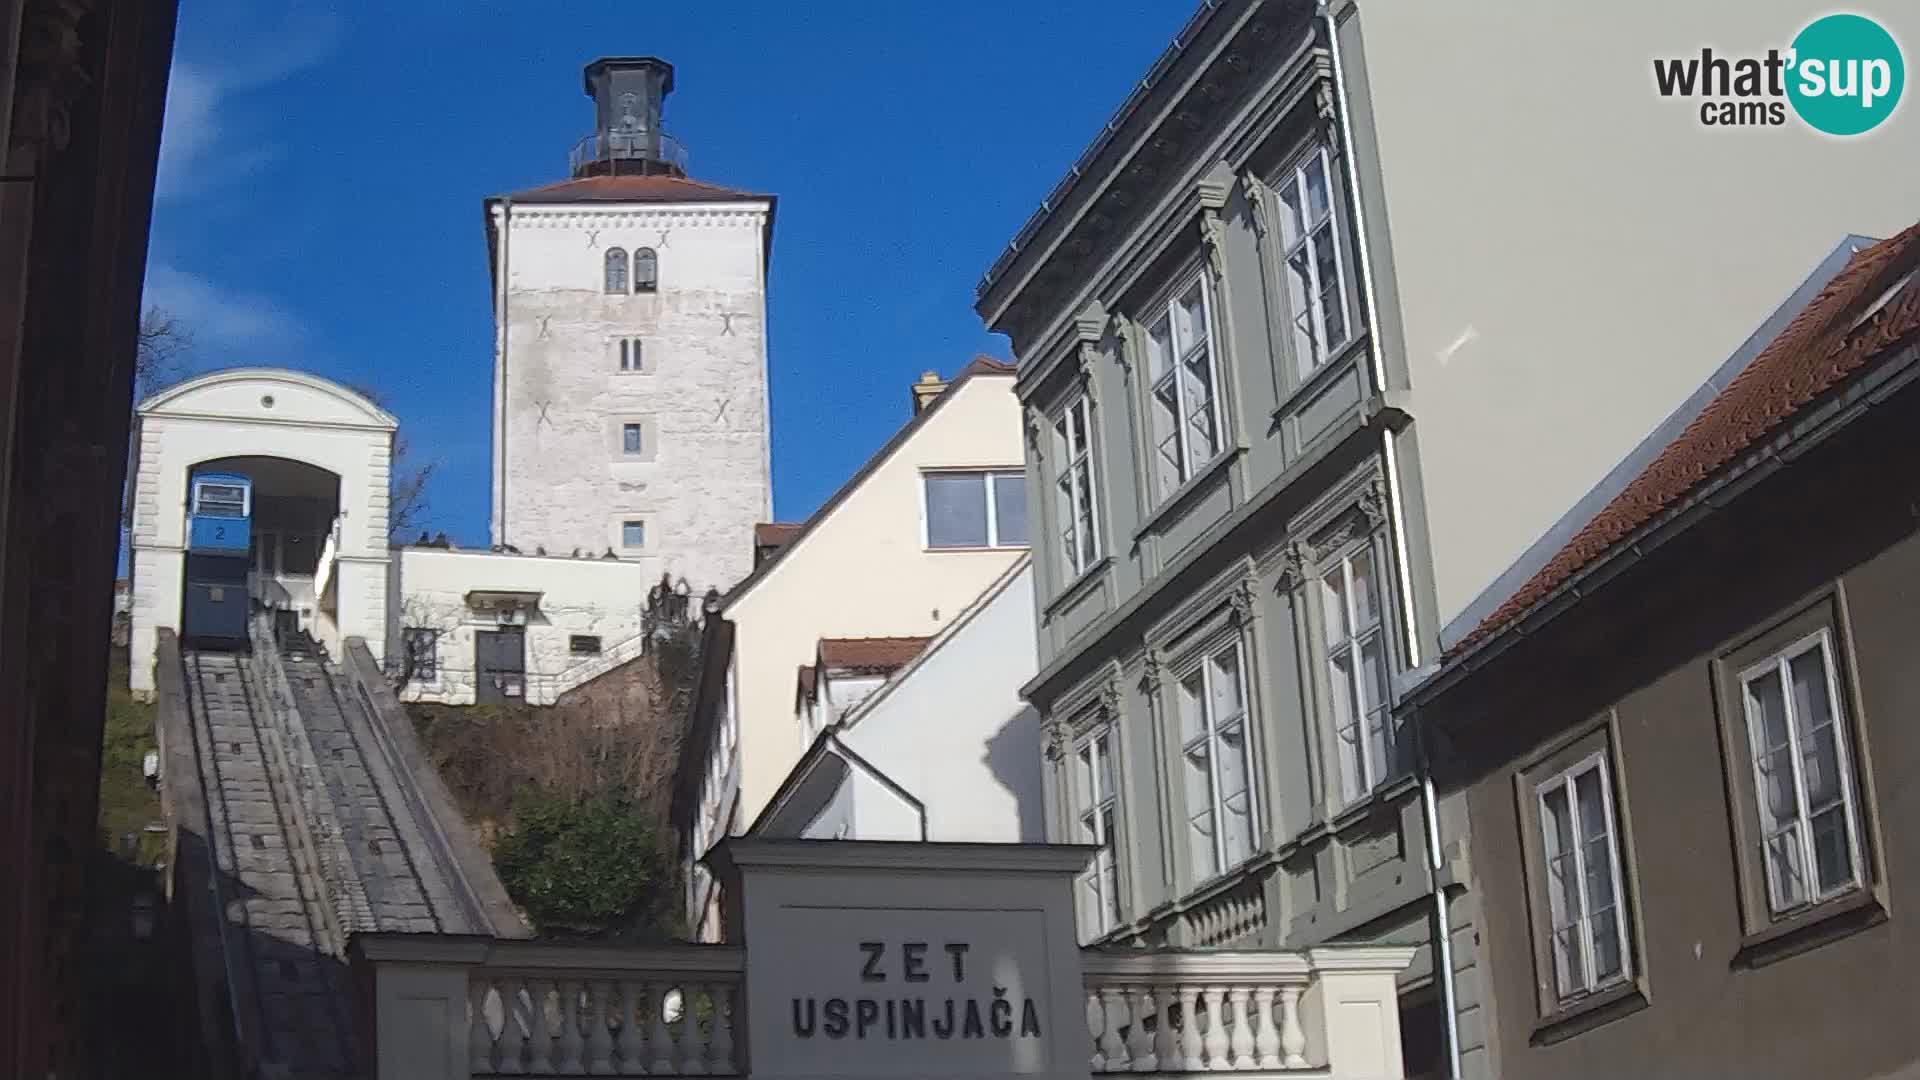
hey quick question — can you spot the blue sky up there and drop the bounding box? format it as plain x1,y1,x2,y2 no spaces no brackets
147,1,1194,543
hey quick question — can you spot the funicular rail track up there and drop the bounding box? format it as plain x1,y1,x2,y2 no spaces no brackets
183,646,360,1077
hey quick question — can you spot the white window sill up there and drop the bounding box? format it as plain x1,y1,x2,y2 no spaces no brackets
1273,331,1370,422
924,543,1029,554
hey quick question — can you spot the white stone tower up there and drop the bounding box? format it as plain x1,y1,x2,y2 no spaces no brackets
486,56,773,595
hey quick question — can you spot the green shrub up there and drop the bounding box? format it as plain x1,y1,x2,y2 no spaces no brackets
493,784,680,939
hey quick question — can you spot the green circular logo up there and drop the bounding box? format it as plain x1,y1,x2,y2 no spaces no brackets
1787,14,1904,135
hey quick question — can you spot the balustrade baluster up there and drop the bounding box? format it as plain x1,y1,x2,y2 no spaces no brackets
1098,987,1129,1070
1151,985,1176,1072
470,979,497,1074
1125,986,1156,1072
650,982,677,1074
1203,986,1230,1069
529,979,556,1073
683,983,711,1075
613,980,642,1074
711,983,737,1074
1227,986,1255,1068
498,979,530,1075
1252,987,1281,1069
1278,985,1308,1069
586,979,616,1074
558,979,586,1074
1178,986,1204,1071
1086,991,1108,1071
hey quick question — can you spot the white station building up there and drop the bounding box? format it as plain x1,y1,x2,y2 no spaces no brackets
126,56,772,704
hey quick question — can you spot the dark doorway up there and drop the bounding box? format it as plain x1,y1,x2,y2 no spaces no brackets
474,628,527,705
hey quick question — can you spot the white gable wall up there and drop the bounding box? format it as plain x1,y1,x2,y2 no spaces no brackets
831,561,1043,844
722,372,1027,835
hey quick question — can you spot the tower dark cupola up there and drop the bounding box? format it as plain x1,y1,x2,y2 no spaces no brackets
571,56,686,179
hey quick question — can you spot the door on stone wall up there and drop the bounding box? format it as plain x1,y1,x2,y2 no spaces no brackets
475,628,526,705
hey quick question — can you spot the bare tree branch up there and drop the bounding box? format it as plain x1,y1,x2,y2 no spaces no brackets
134,307,191,397
343,381,439,540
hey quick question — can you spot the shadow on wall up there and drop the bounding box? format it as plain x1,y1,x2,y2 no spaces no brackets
982,702,1046,842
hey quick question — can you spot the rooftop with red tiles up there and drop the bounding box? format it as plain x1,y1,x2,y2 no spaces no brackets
816,637,932,674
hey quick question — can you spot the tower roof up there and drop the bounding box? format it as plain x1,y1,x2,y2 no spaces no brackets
497,173,769,205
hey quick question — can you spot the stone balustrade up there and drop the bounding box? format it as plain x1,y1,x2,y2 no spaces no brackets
355,935,1414,1080
1081,947,1415,1076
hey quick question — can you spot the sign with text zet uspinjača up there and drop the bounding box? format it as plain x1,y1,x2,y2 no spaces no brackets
710,839,1098,1080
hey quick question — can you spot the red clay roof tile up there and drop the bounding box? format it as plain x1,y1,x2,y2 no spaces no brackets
1448,223,1920,661
816,636,932,674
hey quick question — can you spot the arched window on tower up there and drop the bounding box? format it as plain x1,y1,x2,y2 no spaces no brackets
604,248,629,294
633,247,658,293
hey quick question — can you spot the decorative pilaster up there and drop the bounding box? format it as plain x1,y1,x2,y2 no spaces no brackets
1227,576,1258,626
1043,720,1069,762
1357,476,1388,528
1196,168,1233,283
1315,80,1342,157
1141,651,1164,694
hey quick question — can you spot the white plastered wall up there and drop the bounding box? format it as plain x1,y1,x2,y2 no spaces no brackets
492,199,773,597
127,368,397,698
724,373,1028,828
391,546,649,707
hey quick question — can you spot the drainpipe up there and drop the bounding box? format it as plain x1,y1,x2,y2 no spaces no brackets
493,198,513,547
1322,5,1462,1077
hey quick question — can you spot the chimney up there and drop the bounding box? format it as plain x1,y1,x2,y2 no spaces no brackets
911,370,948,414
576,57,682,178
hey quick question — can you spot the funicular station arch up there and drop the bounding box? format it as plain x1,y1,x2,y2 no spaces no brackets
127,368,397,696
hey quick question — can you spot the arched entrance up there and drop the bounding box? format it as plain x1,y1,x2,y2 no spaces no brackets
127,368,398,697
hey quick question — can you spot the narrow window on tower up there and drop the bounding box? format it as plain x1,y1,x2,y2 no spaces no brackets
622,520,646,549
623,423,643,455
634,247,659,293
604,248,629,294
618,338,645,372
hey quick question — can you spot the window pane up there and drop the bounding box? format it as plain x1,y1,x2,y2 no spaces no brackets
1574,767,1608,843
1178,670,1207,745
1321,566,1350,648
604,248,628,293
1176,282,1208,356
622,521,645,548
1330,650,1363,800
1147,316,1176,382
1552,927,1586,999
1361,636,1389,781
1788,647,1841,809
1745,669,1797,830
1764,829,1807,911
993,472,1028,546
1315,225,1347,347
1287,250,1319,368
1076,469,1098,566
1279,175,1307,248
925,473,988,548
1349,548,1379,630
1589,907,1624,983
1810,805,1854,895
623,424,642,453
1303,154,1330,225
1209,648,1244,722
1094,734,1115,804
1075,744,1096,823
1218,723,1253,866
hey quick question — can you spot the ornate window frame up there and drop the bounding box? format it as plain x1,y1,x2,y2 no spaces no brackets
1272,465,1404,821
1141,563,1270,896
1045,667,1134,942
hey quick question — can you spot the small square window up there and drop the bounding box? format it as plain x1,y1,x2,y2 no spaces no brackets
621,520,645,549
402,627,437,682
923,470,1028,549
569,634,602,656
623,423,643,455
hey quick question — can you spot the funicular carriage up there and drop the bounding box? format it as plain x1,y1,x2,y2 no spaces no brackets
180,469,253,650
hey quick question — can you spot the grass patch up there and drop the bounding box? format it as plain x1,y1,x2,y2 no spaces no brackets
98,646,166,865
